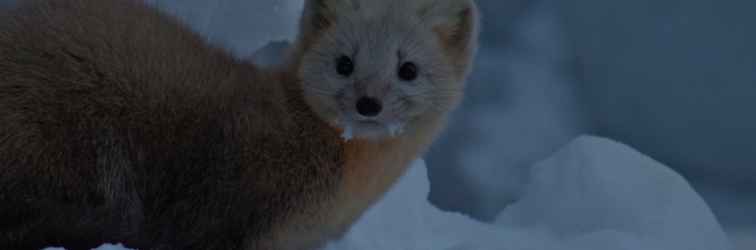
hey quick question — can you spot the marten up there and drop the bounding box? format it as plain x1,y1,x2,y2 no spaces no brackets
0,0,479,249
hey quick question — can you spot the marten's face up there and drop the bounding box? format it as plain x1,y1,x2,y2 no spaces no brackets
296,0,478,140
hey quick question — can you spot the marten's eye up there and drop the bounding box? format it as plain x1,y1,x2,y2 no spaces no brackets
336,55,354,76
398,62,418,81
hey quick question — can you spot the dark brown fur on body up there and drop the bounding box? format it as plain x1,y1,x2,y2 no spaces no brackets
0,0,344,249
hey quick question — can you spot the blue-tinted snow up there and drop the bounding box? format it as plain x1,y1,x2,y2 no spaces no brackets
327,136,730,250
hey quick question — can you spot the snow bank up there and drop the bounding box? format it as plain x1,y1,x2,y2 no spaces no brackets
41,243,132,250
147,0,303,57
90,244,132,250
325,159,503,250
560,0,756,182
328,136,730,250
41,138,729,250
730,229,756,250
497,136,730,250
427,0,586,220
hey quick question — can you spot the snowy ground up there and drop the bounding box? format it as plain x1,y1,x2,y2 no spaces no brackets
427,0,586,219
730,230,756,250
42,243,131,250
326,136,730,250
44,136,732,250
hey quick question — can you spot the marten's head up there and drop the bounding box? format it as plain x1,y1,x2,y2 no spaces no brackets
292,0,479,140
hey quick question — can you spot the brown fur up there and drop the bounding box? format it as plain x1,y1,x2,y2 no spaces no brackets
0,0,478,249
0,0,345,249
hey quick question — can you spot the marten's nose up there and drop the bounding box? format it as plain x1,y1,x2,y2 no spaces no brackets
356,97,383,117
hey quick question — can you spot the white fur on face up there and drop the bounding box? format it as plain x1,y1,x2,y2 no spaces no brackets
298,0,476,140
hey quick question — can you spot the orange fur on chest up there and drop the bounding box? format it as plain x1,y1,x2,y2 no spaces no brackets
342,138,415,208
324,116,447,235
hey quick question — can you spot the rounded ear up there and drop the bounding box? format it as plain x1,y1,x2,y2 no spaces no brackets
419,0,480,75
299,0,336,36
291,0,359,61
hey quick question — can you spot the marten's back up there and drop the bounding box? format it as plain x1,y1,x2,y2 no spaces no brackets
0,0,342,249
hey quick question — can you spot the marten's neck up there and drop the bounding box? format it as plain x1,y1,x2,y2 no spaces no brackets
327,113,449,236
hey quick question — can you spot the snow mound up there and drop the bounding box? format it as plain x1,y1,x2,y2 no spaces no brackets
497,136,730,250
41,243,132,250
43,136,729,250
325,159,505,250
327,135,731,250
90,244,132,250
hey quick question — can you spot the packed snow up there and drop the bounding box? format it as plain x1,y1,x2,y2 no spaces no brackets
42,243,132,250
327,136,730,250
145,0,304,56
427,0,586,219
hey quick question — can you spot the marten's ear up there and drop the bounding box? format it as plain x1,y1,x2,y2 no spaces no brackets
292,0,359,58
418,0,480,73
298,0,359,36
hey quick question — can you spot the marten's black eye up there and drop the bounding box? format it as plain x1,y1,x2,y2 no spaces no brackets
336,55,354,76
398,62,418,81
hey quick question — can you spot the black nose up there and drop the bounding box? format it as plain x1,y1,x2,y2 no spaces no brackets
356,97,383,117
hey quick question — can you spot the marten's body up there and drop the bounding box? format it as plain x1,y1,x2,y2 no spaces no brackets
0,0,478,249
0,1,344,249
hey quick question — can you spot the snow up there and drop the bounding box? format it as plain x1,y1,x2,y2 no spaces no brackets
327,136,730,250
340,124,354,141
557,1,756,245
90,244,132,250
41,243,132,250
427,0,586,219
146,0,304,57
560,0,756,181
41,137,731,250
730,229,756,250
497,136,730,250
324,159,506,250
